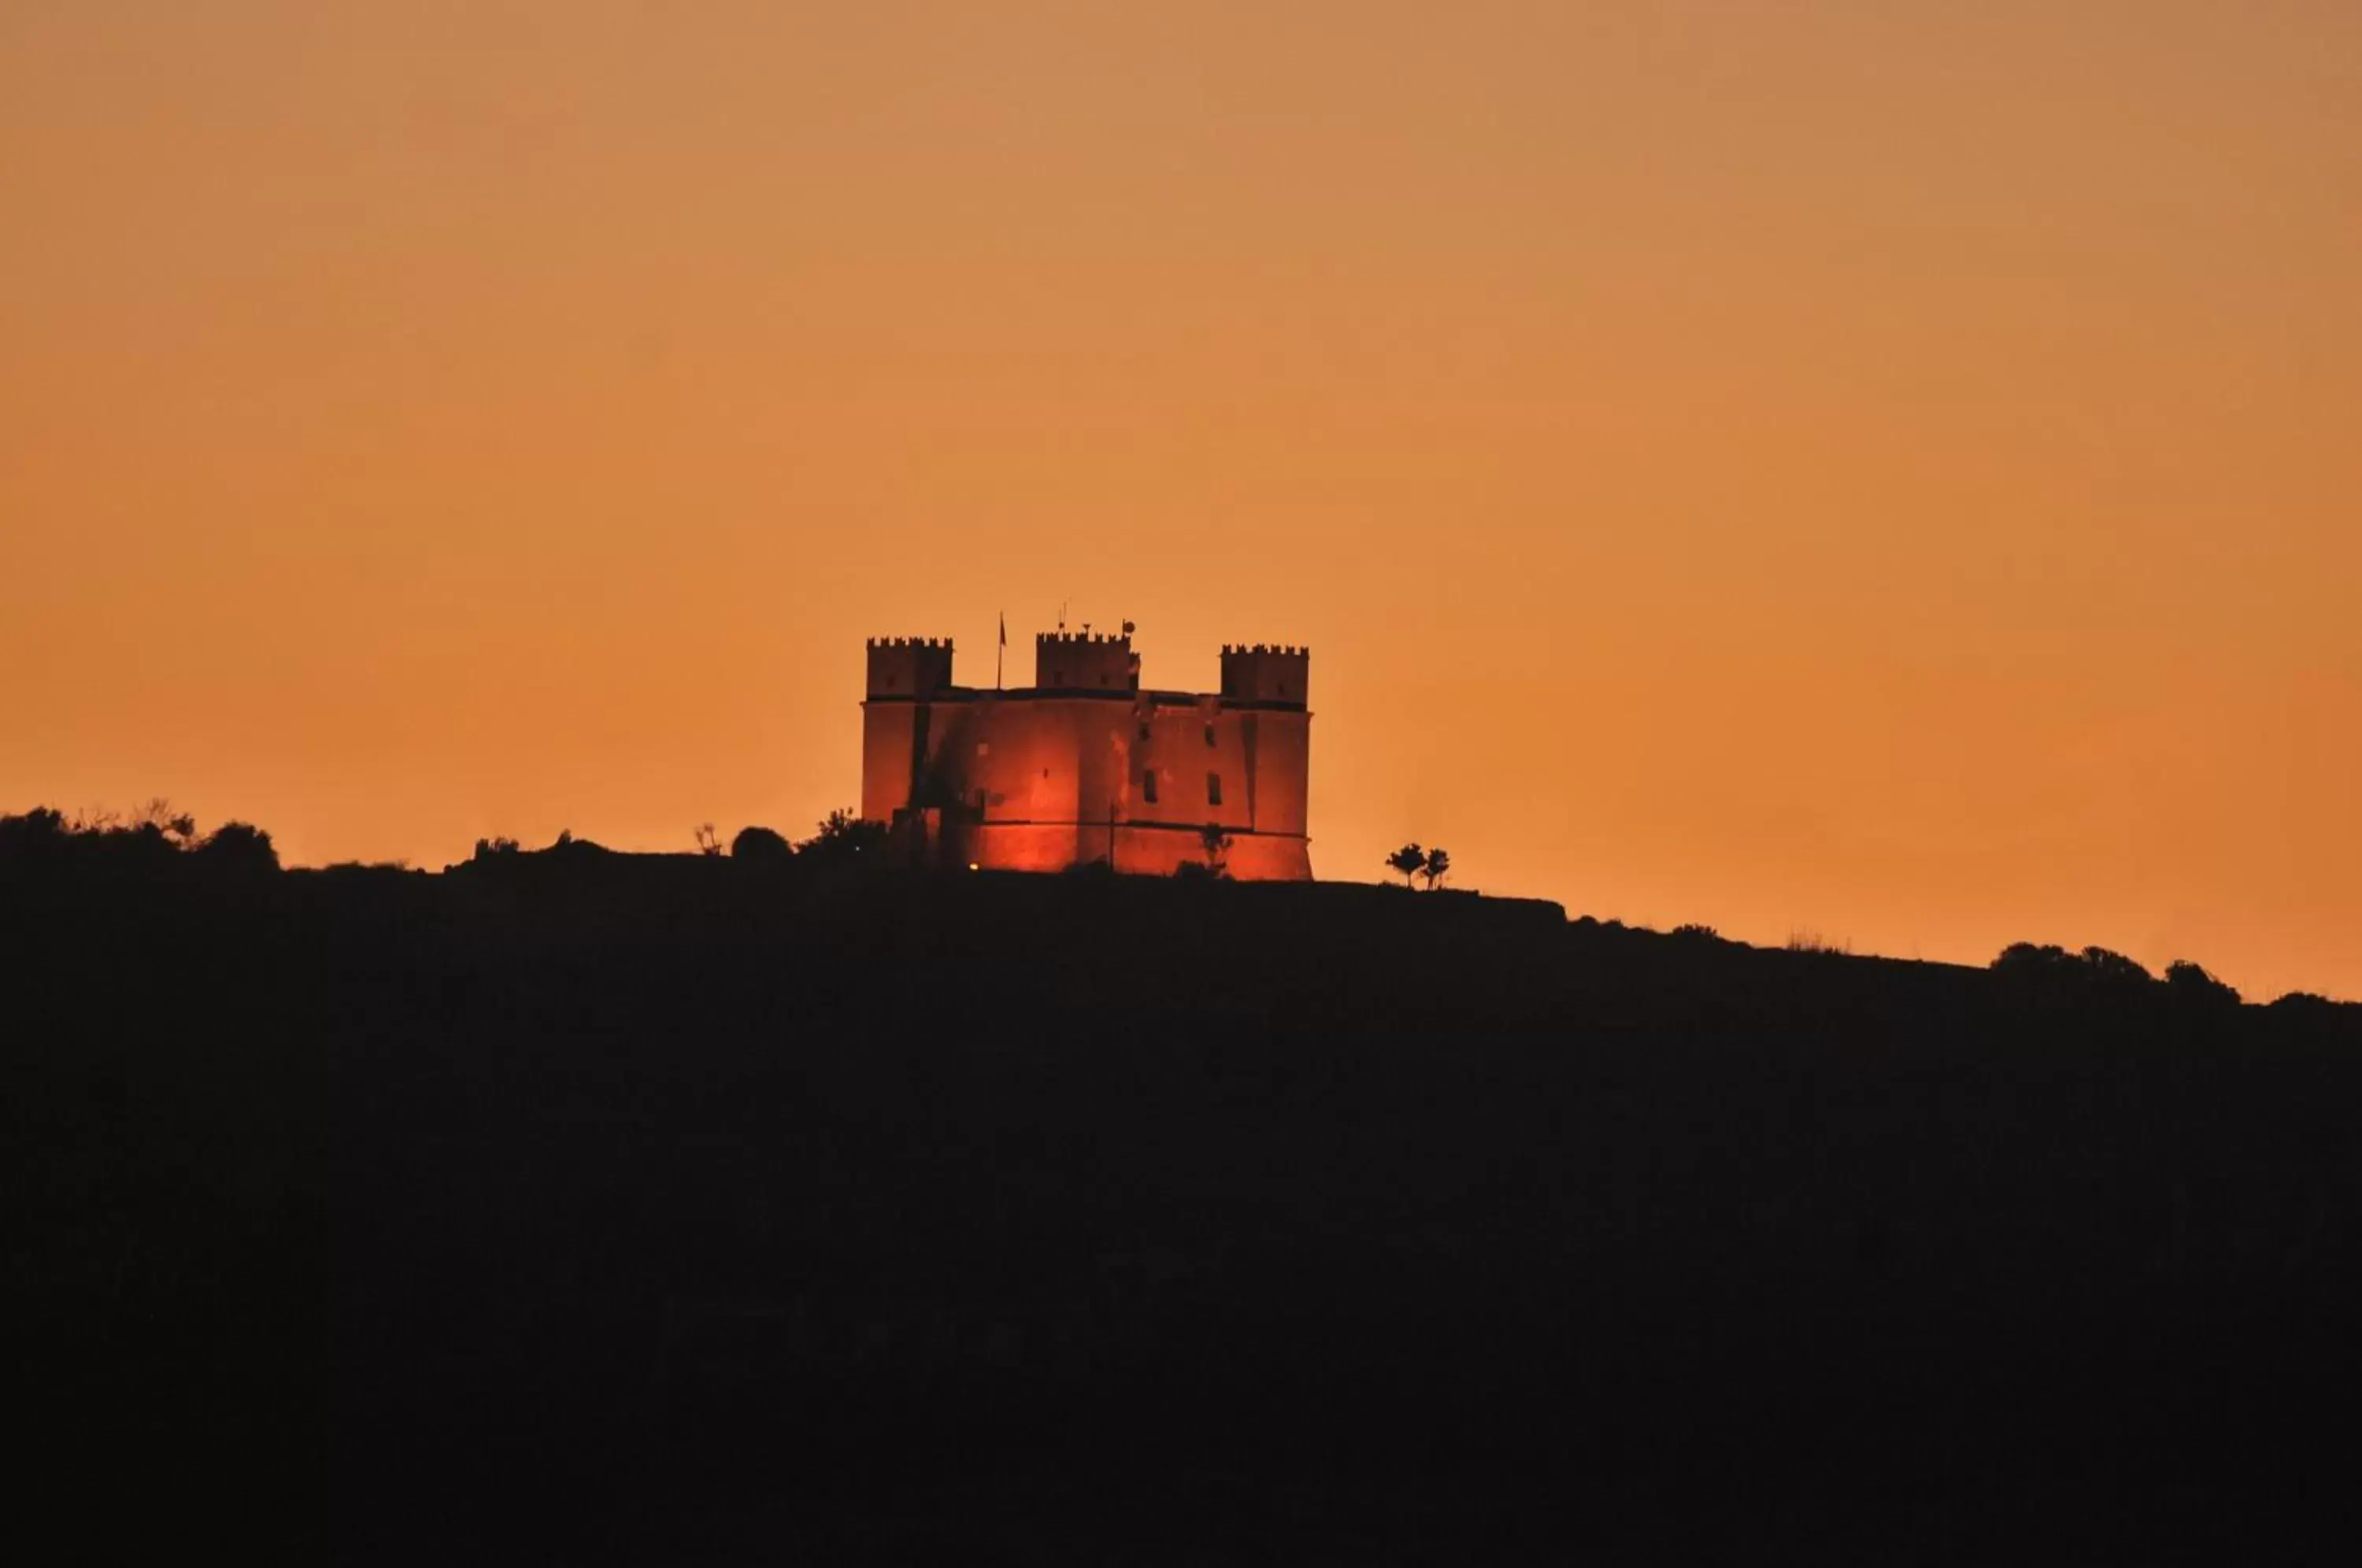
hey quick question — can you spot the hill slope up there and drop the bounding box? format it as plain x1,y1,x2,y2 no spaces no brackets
9,845,2360,1562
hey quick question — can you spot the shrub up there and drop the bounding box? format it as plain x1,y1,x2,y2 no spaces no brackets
731,826,793,865
798,810,885,863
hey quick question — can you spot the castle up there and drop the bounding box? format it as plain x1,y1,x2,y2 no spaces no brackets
861,629,1312,879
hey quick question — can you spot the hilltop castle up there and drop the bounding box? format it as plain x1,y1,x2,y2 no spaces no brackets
861,629,1312,879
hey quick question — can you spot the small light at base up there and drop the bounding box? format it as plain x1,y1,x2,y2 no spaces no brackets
968,862,979,871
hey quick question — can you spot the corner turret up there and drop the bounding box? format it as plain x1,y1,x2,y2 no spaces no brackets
866,636,956,700
1220,643,1309,707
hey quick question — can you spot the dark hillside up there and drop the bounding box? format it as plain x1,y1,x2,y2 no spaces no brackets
9,829,2361,1562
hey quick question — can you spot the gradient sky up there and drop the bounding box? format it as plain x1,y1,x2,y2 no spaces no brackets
5,2,2357,997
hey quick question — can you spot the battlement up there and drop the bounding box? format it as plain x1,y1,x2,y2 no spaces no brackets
1220,642,1310,706
1035,631,1139,692
866,635,956,699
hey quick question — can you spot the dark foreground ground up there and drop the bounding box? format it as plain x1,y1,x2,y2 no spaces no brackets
10,848,2362,1562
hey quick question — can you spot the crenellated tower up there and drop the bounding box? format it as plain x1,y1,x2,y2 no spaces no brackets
866,635,956,700
861,637,956,826
1219,643,1309,707
1035,631,1139,693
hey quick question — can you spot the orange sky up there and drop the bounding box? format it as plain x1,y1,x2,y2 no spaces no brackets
4,2,2357,998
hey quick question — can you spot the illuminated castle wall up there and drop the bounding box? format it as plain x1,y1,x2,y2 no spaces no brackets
860,631,1312,879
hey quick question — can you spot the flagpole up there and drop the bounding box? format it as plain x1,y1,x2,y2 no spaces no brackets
996,611,1005,690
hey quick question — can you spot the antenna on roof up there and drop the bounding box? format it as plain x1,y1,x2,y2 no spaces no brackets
1058,599,1068,631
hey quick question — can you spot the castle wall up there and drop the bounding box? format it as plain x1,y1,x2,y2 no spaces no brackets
956,821,1310,880
1238,709,1311,839
860,702,923,824
917,697,1105,827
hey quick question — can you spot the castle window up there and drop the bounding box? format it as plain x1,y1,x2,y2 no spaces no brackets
1206,772,1223,807
976,741,990,756
1203,723,1216,749
1142,770,1159,804
1138,720,1151,741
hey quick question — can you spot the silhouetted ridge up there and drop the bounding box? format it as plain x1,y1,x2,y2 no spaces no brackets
7,804,2359,1562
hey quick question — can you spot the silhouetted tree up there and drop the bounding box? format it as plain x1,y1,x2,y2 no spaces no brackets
0,805,66,837
1994,941,2074,974
0,807,69,867
1386,843,1424,887
2165,960,2242,1008
693,823,722,857
1198,823,1232,877
2079,946,2153,986
731,825,792,865
1994,942,2161,993
113,819,187,867
1420,847,1450,891
194,821,278,872
133,797,198,845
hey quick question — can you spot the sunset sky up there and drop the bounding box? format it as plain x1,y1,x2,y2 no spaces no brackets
4,2,2356,997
